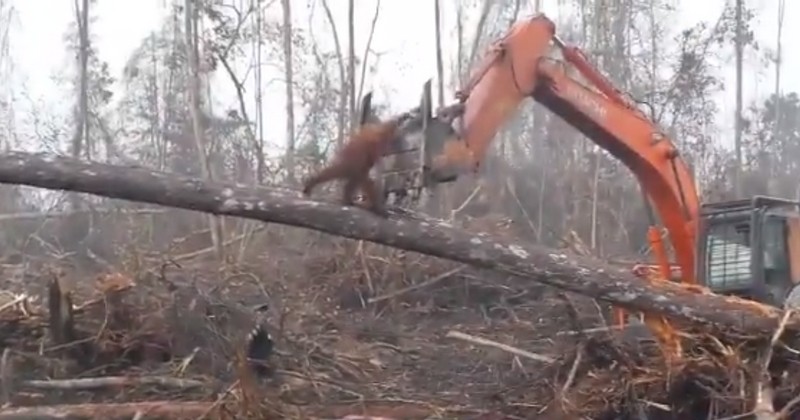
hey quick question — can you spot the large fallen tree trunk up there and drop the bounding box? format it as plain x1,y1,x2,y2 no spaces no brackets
0,151,793,335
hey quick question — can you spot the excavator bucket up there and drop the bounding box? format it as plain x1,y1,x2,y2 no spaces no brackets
359,80,462,206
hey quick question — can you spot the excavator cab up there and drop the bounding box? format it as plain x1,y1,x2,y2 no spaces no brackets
696,196,800,308
357,81,462,206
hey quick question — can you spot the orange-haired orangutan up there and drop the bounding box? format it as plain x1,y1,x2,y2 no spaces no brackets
302,116,406,216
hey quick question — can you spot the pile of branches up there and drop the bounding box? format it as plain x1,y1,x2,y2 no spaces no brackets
0,255,798,419
267,240,800,419
0,266,409,419
499,315,800,420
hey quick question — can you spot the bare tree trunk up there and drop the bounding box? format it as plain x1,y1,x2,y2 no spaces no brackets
648,0,658,110
77,0,89,161
184,0,224,262
509,0,522,26
774,0,785,137
253,0,265,183
280,0,295,184
69,0,90,212
770,0,785,197
734,0,744,198
160,7,180,173
466,0,493,72
536,162,546,242
573,0,606,244
320,0,347,147
149,33,164,171
355,1,381,106
455,1,464,88
433,0,445,107
442,0,467,216
0,0,15,150
590,154,600,250
218,57,258,181
347,0,356,129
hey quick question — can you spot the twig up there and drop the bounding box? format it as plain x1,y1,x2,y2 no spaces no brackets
355,0,382,102
445,330,554,363
537,324,632,340
560,343,583,394
170,228,261,262
368,266,465,304
0,294,27,315
718,410,766,420
0,208,164,222
775,390,800,419
236,221,267,265
195,380,239,420
505,178,539,238
175,347,200,376
0,349,11,406
754,309,793,419
21,376,205,390
448,183,482,221
357,240,374,295
71,286,131,314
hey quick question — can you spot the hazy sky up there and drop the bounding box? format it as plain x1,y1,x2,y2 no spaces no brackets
4,0,795,153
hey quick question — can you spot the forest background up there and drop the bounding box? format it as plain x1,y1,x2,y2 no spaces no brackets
0,0,794,261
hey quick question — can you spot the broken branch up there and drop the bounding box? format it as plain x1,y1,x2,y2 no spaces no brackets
368,266,465,304
21,375,205,390
446,330,555,363
0,401,212,419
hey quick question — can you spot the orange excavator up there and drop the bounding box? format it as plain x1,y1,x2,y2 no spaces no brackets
361,13,800,357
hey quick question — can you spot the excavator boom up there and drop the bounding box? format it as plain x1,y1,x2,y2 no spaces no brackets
362,14,702,289
432,14,699,284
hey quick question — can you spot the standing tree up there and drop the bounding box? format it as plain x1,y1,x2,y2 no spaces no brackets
433,0,445,108
72,0,90,162
0,0,25,216
320,0,346,147
347,0,355,129
253,0,265,184
773,0,785,169
734,0,744,198
281,0,296,183
184,0,224,262
69,0,91,215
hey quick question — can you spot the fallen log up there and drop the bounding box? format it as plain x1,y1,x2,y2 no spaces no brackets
0,401,212,419
0,151,792,335
21,375,205,391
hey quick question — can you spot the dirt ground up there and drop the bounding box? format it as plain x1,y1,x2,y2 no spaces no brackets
0,222,796,419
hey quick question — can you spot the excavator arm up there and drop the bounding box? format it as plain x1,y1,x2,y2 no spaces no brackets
421,14,700,285
399,15,703,359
